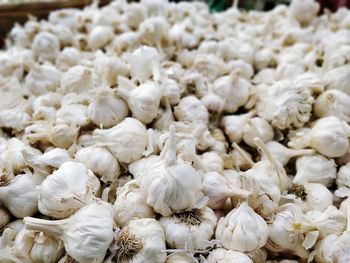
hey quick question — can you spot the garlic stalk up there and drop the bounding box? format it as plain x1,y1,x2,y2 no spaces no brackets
24,201,115,263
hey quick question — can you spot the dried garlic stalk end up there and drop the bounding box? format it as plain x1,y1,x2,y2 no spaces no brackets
174,209,204,226
116,230,143,262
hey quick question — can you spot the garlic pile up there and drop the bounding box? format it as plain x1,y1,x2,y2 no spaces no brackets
0,0,350,262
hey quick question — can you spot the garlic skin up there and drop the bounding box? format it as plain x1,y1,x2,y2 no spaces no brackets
221,112,253,143
0,172,42,218
32,32,60,62
207,248,253,263
24,201,115,263
314,89,350,122
60,65,94,94
212,70,251,113
242,117,274,148
293,154,336,186
337,162,350,189
166,252,198,263
93,117,148,163
160,207,217,250
0,206,11,230
266,203,308,259
14,229,65,263
25,63,60,96
113,179,155,227
117,77,162,124
114,218,166,263
174,95,209,124
38,161,100,219
215,203,268,252
324,65,350,95
88,26,113,50
75,146,120,183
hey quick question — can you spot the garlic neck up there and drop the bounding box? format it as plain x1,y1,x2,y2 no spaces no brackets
24,217,64,237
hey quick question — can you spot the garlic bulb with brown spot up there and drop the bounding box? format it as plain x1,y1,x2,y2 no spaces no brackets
160,207,217,250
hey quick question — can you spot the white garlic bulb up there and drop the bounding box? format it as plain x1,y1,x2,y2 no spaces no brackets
201,87,225,115
200,151,224,174
337,162,350,189
75,146,120,183
117,77,162,124
38,161,100,219
0,172,42,218
242,117,274,148
166,252,198,263
324,65,350,95
289,0,319,25
207,248,253,263
293,154,336,186
153,99,175,131
55,47,81,70
88,26,113,50
113,179,155,227
138,126,205,216
94,56,128,86
112,218,166,263
32,32,60,62
60,65,94,94
161,78,181,106
266,203,308,259
24,201,115,263
88,89,129,128
56,103,89,127
160,207,217,250
0,206,11,230
215,203,268,252
221,112,253,143
174,95,209,124
93,117,148,163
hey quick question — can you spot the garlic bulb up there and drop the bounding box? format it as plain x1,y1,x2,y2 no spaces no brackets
200,151,224,174
138,126,205,216
113,179,155,227
212,70,251,113
289,0,319,25
117,77,162,124
262,141,315,166
202,171,250,210
266,203,308,259
94,56,129,86
201,87,225,115
0,206,11,230
56,103,89,127
160,207,217,250
32,32,60,62
324,65,350,95
111,218,166,263
0,172,42,218
221,112,253,143
242,117,274,147
75,146,120,183
174,95,209,124
88,26,113,50
215,203,268,252
38,161,100,219
337,162,350,189
153,99,174,131
88,89,129,128
60,65,94,94
207,248,253,263
288,116,350,158
24,201,115,263
93,117,148,163
55,47,81,70
166,252,198,263
314,89,350,122
25,63,60,96
161,78,181,106
293,154,336,186
14,229,65,263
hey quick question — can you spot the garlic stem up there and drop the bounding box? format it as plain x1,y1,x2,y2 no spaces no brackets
290,148,315,158
24,217,64,237
232,142,255,167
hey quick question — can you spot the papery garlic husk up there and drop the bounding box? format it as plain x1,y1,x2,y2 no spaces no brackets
262,141,315,166
221,112,253,143
291,183,334,213
266,203,308,259
0,206,11,230
88,26,113,50
94,56,129,86
113,179,155,227
293,154,336,186
14,229,65,263
93,117,148,163
242,117,274,148
32,32,60,62
24,201,115,263
60,65,94,94
174,95,209,124
165,252,198,263
22,147,72,172
324,65,350,95
0,171,42,218
75,146,120,183
215,203,268,252
202,171,251,210
288,116,350,158
0,227,22,263
117,77,162,124
25,63,60,96
207,248,253,263
337,162,350,190
212,69,251,113
138,125,205,216
88,88,129,128
38,161,100,219
314,89,350,122
160,207,216,250
112,218,166,263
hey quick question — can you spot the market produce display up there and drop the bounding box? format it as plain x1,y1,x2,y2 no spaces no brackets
0,0,350,262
